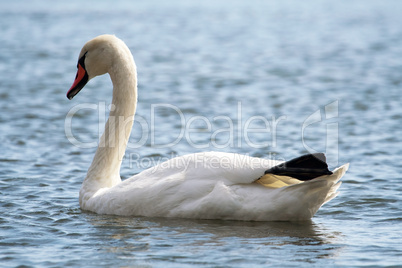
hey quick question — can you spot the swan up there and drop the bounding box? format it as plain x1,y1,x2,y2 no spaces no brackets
66,35,349,221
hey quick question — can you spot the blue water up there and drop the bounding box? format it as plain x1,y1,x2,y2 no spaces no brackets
1,0,402,266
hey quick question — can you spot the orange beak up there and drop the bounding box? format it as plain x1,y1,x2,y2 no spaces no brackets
67,53,88,100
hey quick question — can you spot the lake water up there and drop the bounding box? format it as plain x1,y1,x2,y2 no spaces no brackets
1,0,402,266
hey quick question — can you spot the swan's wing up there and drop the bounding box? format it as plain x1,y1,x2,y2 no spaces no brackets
131,152,281,185
98,152,278,216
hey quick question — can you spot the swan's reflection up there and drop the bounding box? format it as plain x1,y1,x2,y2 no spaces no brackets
85,213,344,264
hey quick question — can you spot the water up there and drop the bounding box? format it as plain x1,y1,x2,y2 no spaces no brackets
1,0,402,266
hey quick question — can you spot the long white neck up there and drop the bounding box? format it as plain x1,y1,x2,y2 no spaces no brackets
80,52,137,201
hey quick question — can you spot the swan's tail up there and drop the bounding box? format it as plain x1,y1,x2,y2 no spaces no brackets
321,162,349,204
256,153,348,193
255,154,349,220
280,163,348,220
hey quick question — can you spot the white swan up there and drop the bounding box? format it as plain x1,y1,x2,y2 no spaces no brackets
66,35,349,221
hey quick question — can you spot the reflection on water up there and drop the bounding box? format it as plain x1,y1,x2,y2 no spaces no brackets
87,215,344,265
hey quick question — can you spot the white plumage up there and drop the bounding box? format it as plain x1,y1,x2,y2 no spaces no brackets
67,35,348,221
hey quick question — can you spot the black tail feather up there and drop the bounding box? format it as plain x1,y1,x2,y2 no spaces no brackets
264,153,333,181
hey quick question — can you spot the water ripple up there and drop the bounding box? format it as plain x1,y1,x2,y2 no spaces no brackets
1,0,402,267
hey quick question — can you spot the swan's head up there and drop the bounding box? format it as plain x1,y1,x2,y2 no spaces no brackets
67,34,128,100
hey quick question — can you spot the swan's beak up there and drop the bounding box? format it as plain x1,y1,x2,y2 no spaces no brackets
67,61,89,100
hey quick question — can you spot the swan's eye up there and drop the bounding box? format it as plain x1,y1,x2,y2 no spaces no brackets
77,51,88,69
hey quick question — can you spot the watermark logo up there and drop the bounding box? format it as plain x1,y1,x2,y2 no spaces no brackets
65,101,340,167
302,100,339,166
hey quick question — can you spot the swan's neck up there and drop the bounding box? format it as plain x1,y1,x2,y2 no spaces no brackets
81,54,137,199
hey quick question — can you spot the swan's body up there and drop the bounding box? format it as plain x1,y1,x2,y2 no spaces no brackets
67,35,348,221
